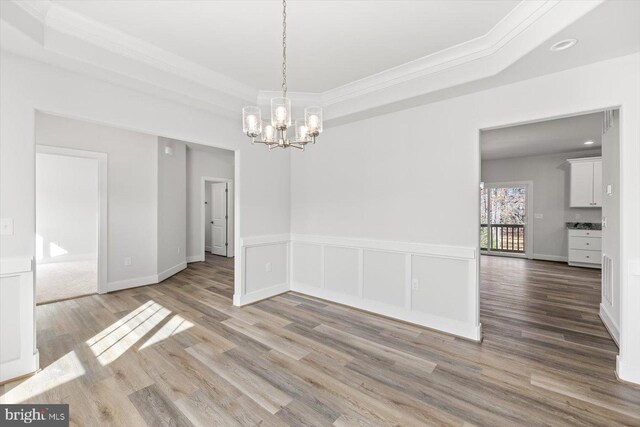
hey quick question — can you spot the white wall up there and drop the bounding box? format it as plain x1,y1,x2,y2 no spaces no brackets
157,137,187,280
292,53,640,383
35,153,98,263
481,150,602,261
601,110,621,342
185,146,234,260
36,112,158,286
0,50,291,381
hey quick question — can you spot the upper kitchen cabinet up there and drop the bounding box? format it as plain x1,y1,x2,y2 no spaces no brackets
568,157,602,207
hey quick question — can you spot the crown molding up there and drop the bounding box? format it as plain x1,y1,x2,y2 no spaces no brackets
2,0,605,124
321,0,559,106
2,0,257,117
320,0,604,120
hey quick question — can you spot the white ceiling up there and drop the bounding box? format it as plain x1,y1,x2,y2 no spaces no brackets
52,0,520,93
481,112,604,160
2,0,638,122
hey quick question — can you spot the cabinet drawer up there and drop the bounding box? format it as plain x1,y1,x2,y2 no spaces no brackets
568,229,601,238
569,249,601,264
569,237,601,251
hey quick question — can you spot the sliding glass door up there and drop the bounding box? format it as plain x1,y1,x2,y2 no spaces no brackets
481,183,528,255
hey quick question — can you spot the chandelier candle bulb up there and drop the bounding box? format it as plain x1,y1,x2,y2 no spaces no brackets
295,119,309,141
242,106,262,137
263,122,276,142
271,97,291,129
305,106,323,135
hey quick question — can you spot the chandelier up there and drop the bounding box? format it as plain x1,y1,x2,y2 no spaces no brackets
242,0,323,150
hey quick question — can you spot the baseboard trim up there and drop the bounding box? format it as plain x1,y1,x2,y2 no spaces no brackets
599,303,620,346
233,282,289,306
291,282,482,341
107,275,158,292
204,246,212,252
617,356,640,386
157,262,187,283
533,254,568,262
36,253,96,265
186,255,203,263
568,261,601,269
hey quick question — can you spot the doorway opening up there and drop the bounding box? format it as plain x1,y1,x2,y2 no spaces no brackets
478,108,621,348
203,179,234,258
200,177,235,260
35,146,107,304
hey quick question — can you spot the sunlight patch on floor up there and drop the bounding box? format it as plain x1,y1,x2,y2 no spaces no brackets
86,300,170,365
0,351,85,404
138,315,194,350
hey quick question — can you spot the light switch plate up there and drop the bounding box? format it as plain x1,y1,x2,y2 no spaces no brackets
265,262,272,273
606,184,613,195
0,218,14,236
124,257,132,266
411,278,419,290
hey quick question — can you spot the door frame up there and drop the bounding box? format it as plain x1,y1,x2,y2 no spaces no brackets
480,180,533,259
199,176,234,260
35,145,108,294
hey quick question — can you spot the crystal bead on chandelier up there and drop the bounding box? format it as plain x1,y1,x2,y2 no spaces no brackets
242,0,323,150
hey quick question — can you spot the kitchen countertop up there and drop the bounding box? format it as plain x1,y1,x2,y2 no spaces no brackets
566,222,602,230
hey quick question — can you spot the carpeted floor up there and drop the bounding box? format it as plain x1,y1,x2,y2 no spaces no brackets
36,260,97,304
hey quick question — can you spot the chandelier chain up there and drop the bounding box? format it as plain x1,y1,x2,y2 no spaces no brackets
282,0,287,97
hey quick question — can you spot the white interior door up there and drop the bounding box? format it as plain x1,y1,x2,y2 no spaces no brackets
210,183,228,256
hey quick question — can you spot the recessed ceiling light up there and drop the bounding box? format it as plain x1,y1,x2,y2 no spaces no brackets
550,38,578,52
584,140,594,145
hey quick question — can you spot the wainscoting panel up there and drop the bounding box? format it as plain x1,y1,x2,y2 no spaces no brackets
324,246,360,296
363,250,406,308
290,234,481,340
291,242,322,288
0,257,39,383
245,243,287,294
412,255,471,323
235,235,290,306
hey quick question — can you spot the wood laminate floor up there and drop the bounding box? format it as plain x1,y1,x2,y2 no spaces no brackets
2,254,639,426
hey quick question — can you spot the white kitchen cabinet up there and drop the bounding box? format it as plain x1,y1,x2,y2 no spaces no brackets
568,157,602,207
568,229,601,268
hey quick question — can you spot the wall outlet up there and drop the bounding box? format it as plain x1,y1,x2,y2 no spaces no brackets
265,262,272,273
575,213,581,220
0,218,14,236
124,257,132,266
411,278,419,290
